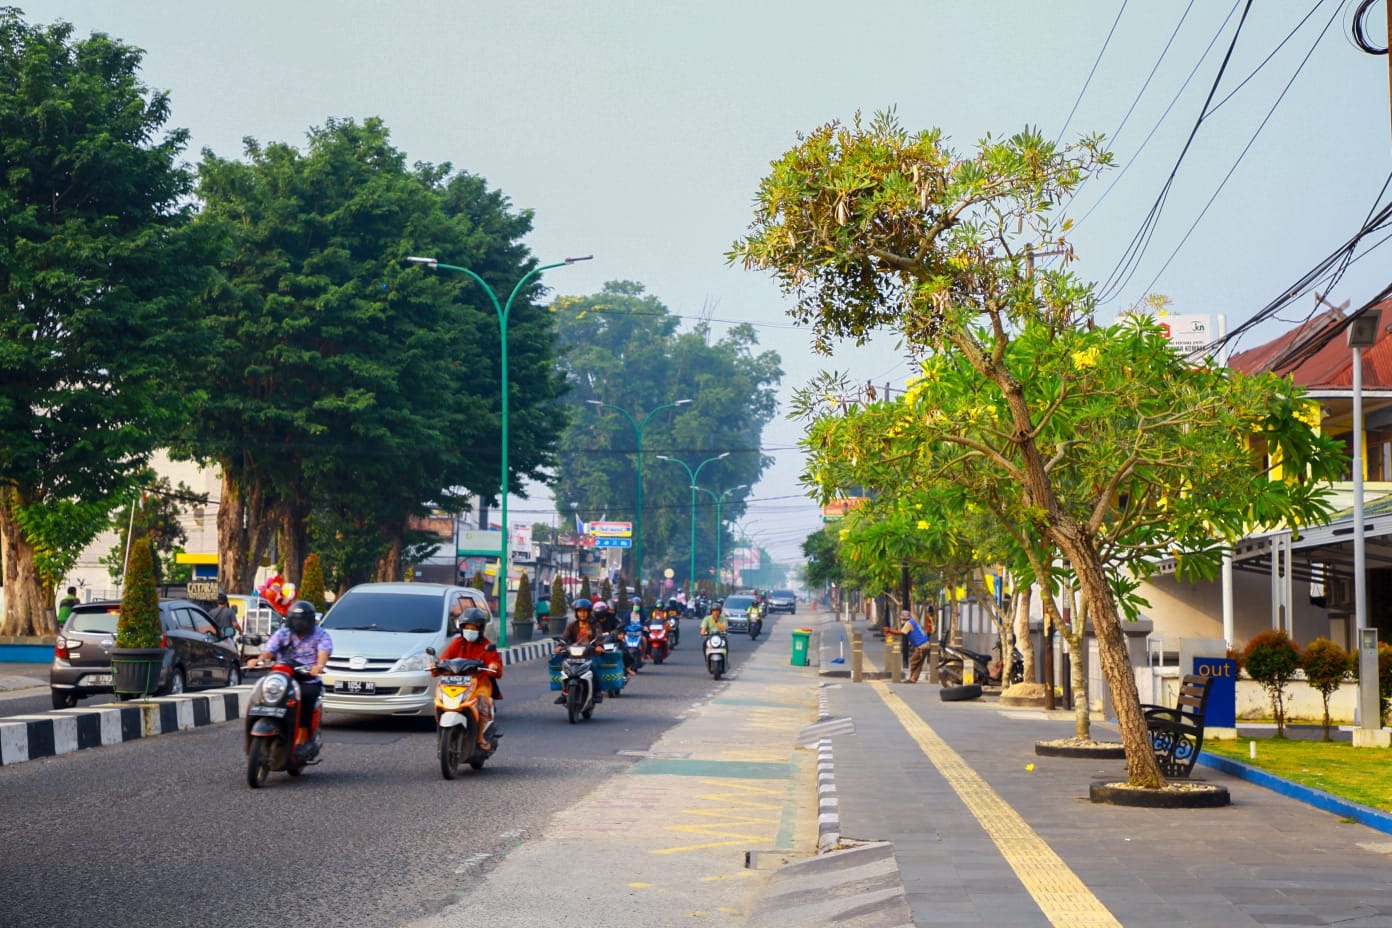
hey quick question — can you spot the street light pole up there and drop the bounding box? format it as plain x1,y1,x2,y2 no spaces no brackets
695,484,747,596
656,452,729,596
408,254,592,648
586,399,691,595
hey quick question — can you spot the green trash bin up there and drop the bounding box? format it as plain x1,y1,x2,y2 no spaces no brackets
790,628,812,666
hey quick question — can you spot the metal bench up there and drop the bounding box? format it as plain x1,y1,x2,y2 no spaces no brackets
1141,673,1213,778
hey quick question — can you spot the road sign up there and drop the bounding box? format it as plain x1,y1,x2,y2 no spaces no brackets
593,537,632,548
588,520,632,538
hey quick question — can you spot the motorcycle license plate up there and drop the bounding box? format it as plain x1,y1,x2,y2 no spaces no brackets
334,680,376,694
249,706,287,717
439,675,472,685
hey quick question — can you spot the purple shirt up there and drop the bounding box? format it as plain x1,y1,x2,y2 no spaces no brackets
262,626,333,666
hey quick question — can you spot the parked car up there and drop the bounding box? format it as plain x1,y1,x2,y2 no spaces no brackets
50,600,243,709
722,594,756,632
319,582,492,717
766,589,798,614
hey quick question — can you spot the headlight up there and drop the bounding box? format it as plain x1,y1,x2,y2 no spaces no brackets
390,651,430,673
259,672,289,705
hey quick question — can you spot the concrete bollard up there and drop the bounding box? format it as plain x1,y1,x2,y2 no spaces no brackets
884,635,902,683
851,631,863,683
927,643,940,684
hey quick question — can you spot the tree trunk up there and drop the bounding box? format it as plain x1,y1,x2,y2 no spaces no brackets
1059,584,1092,741
1014,584,1034,681
0,489,56,636
374,534,404,582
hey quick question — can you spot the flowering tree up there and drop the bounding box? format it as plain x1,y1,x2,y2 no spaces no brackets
734,112,1344,787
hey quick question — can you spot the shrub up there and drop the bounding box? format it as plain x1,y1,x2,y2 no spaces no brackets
579,576,592,601
470,569,488,592
615,576,631,617
1243,629,1302,736
513,573,533,624
116,535,161,649
1301,638,1352,740
600,577,613,603
1380,643,1392,725
300,552,328,614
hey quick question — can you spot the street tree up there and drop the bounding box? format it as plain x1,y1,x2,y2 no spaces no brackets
0,12,217,634
100,476,208,588
733,112,1343,788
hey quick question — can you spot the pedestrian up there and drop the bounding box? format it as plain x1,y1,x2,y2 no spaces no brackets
208,592,241,637
890,608,935,683
57,586,80,626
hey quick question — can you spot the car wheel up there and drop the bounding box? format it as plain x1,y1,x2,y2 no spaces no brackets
226,664,242,687
163,667,186,696
51,689,78,710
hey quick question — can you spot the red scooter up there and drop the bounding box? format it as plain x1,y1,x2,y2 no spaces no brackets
244,660,323,788
646,617,670,664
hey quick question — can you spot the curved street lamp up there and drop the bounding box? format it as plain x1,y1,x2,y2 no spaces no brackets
585,399,691,594
695,484,747,596
408,253,592,648
656,452,729,596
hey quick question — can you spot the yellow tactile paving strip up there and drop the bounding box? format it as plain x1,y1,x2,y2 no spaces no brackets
871,681,1123,928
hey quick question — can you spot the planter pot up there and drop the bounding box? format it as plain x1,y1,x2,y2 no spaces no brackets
1088,779,1230,808
509,621,534,644
1035,740,1127,760
111,647,166,697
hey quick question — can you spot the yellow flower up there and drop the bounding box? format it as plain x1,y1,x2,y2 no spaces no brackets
916,519,930,530
1071,346,1100,369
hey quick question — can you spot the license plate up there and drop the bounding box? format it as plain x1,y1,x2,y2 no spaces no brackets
249,705,287,717
439,675,472,686
335,680,376,694
82,674,112,686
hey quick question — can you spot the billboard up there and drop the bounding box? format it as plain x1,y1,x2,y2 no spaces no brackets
1158,313,1215,358
587,520,632,538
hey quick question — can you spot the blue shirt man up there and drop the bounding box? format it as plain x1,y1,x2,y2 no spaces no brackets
893,609,935,683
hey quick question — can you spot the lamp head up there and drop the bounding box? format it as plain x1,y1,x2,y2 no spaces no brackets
675,399,693,406
1348,309,1383,349
406,256,438,267
564,255,595,265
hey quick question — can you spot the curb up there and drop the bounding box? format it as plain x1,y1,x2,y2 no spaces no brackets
0,641,556,768
1197,751,1392,835
815,684,840,853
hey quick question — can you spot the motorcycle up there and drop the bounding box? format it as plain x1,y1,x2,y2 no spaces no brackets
600,636,627,697
622,620,646,672
667,612,681,649
553,636,601,724
703,631,728,680
938,640,1024,688
747,607,764,641
425,647,498,779
646,618,670,664
244,659,322,788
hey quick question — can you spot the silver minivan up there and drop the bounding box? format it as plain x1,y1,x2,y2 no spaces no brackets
319,583,492,717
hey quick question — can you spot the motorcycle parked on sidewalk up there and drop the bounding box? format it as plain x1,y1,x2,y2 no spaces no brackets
703,632,728,680
938,640,1024,688
646,617,670,664
244,659,323,788
425,647,498,779
552,636,601,724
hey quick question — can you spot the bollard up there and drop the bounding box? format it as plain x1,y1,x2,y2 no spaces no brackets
884,635,902,683
927,642,939,684
851,631,864,683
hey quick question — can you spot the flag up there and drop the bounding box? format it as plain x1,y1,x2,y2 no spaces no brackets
575,513,587,534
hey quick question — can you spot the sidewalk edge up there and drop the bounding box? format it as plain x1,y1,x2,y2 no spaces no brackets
1198,751,1392,836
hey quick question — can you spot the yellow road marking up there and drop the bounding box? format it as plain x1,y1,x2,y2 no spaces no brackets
628,882,654,888
870,681,1123,928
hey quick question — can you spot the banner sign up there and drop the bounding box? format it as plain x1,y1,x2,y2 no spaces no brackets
1158,313,1214,358
588,521,632,538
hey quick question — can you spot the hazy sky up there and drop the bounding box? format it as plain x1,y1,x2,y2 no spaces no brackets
24,1,1392,562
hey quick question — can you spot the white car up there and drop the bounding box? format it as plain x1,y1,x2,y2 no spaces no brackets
320,582,492,717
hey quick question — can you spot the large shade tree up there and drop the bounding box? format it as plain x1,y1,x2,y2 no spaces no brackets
734,112,1344,788
0,11,216,634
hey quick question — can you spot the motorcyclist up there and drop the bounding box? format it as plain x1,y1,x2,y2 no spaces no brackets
251,600,332,737
556,598,604,703
592,599,620,635
700,601,727,637
438,604,503,748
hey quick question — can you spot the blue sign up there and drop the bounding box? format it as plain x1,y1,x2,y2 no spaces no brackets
593,537,632,548
1193,657,1236,728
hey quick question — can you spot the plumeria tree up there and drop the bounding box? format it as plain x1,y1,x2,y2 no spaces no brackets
734,112,1344,788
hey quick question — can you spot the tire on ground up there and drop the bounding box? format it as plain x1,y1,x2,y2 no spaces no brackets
939,684,983,702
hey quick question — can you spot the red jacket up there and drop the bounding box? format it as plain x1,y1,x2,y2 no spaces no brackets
439,634,503,697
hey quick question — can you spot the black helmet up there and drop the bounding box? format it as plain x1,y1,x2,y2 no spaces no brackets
287,600,317,635
666,598,679,610
458,608,488,630
572,597,592,614
710,600,724,613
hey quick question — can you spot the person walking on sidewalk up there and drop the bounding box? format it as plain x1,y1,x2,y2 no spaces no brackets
890,609,934,683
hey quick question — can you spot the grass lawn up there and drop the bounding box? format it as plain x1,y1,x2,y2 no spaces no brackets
1204,738,1392,813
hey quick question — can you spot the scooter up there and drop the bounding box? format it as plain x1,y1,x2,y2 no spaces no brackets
553,636,601,724
622,619,646,672
703,631,728,680
646,617,670,664
747,608,764,641
667,612,681,649
425,647,498,779
244,659,322,788
938,641,1024,688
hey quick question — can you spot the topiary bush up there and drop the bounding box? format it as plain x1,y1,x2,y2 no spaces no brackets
549,577,567,634
615,576,631,619
1301,637,1352,740
579,576,592,601
513,573,533,625
600,577,613,603
116,535,162,649
1379,642,1392,726
300,552,328,614
1243,629,1302,736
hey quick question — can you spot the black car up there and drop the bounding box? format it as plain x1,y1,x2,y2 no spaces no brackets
50,600,244,708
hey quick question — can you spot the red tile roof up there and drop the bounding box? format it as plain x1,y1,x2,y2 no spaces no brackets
1227,297,1392,388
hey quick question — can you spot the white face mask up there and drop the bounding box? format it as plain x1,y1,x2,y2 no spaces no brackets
462,629,481,642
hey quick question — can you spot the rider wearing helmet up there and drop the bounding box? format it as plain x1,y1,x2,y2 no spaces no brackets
556,598,604,703
700,600,728,637
440,597,503,747
592,599,619,635
253,599,333,730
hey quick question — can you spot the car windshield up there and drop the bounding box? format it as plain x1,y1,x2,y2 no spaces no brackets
320,591,444,633
67,609,120,634
725,596,754,610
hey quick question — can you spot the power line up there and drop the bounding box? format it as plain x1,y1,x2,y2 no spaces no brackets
1056,0,1130,145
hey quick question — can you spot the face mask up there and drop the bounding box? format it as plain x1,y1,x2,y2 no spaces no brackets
462,629,480,642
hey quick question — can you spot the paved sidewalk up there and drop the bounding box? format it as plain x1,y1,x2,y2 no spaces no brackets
0,661,48,693
820,664,1392,927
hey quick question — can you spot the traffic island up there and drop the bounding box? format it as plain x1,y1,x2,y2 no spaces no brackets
1088,779,1230,807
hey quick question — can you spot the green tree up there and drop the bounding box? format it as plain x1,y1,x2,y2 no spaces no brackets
188,117,566,592
579,576,593,601
600,578,613,603
1245,630,1303,736
1302,638,1352,740
513,572,533,626
0,12,217,634
733,112,1344,788
551,282,781,588
300,552,328,614
549,576,566,628
116,535,161,650
101,477,207,587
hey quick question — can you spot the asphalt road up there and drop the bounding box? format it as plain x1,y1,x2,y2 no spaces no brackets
0,629,767,928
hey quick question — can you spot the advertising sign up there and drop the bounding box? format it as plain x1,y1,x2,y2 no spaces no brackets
588,520,633,538
821,497,866,522
1158,313,1215,359
511,525,532,556
457,529,502,556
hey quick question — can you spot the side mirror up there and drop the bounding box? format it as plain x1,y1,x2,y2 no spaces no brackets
425,646,437,657
221,626,237,640
485,644,498,653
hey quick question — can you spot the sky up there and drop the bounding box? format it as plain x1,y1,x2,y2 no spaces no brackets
24,0,1392,565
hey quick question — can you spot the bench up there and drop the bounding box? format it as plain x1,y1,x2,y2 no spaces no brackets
1140,674,1213,778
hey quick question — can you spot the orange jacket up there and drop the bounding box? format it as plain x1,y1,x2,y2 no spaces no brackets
439,634,503,697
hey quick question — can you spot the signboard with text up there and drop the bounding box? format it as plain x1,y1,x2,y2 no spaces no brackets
1158,313,1215,359
587,521,632,538
1192,657,1236,728
594,537,632,548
